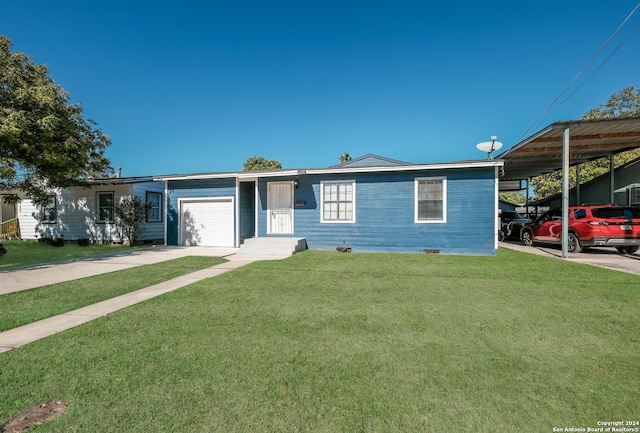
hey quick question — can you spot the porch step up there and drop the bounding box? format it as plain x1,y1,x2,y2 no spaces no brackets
238,237,307,256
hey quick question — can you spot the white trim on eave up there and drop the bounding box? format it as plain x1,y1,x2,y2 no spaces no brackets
154,172,241,181
154,170,300,182
305,160,503,175
154,161,503,181
238,170,300,179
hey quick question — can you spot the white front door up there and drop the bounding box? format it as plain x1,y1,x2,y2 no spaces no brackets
268,182,294,234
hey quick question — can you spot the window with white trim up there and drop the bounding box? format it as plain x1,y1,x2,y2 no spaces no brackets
146,192,162,222
415,177,446,223
321,180,355,223
40,196,57,223
630,187,640,207
97,192,114,223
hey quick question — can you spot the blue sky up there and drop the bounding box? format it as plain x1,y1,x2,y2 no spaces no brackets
3,1,640,176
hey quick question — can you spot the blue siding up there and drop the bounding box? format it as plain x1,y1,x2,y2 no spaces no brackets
239,181,255,242
257,168,497,255
166,178,237,246
164,166,498,254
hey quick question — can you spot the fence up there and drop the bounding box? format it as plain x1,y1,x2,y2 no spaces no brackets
0,218,20,240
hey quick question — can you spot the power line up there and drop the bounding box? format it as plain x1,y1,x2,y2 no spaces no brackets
518,2,640,140
538,20,640,126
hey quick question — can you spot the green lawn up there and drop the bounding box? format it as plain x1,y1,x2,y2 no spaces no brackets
0,256,226,331
0,240,136,270
0,249,638,432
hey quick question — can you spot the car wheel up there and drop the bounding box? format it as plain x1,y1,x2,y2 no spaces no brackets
616,246,639,255
521,230,533,246
568,233,582,253
499,230,505,242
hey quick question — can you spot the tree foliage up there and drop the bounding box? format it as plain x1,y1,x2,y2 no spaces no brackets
0,35,113,205
339,152,352,163
530,86,640,199
499,191,526,204
243,156,282,171
582,86,640,119
113,196,151,245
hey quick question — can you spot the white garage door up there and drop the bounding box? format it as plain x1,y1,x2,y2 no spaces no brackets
180,198,234,246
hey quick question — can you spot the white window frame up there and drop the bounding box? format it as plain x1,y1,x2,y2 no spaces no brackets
321,180,356,223
414,176,447,223
146,191,163,223
630,187,640,207
96,191,115,223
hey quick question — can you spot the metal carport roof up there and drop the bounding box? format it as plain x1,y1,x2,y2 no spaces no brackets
496,115,640,258
497,116,640,181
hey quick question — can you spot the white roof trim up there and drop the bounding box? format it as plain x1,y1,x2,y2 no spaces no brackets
154,172,241,181
237,170,300,179
155,161,502,181
305,160,503,175
155,170,301,181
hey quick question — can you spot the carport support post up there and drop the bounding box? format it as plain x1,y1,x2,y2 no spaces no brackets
610,155,615,204
562,126,570,258
576,164,581,205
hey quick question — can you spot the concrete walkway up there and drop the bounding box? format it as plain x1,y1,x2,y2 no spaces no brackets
1,246,240,295
0,247,288,353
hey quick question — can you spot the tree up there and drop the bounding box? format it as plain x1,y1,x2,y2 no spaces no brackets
243,156,282,171
582,86,640,119
529,86,640,198
0,35,113,206
113,196,152,245
339,152,352,163
499,191,526,204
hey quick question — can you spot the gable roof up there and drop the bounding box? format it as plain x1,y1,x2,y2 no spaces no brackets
332,154,410,168
155,158,503,181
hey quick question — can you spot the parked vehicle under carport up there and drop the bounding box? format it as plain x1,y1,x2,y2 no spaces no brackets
499,210,531,241
520,205,640,254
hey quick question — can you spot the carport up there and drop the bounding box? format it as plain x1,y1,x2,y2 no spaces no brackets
497,116,640,258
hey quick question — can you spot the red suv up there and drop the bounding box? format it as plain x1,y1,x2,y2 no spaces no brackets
520,205,640,254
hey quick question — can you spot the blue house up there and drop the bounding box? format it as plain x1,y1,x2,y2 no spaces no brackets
156,155,504,255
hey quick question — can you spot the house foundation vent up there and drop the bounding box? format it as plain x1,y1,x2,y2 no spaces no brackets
422,249,441,254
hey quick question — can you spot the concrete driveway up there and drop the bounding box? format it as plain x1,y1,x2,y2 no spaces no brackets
1,245,281,295
500,240,640,276
0,246,289,352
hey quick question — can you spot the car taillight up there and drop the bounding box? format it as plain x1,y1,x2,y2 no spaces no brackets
588,221,609,226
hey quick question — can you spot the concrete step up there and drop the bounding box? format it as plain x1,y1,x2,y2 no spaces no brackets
238,237,307,256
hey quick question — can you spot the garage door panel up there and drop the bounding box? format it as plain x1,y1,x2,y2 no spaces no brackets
180,199,234,246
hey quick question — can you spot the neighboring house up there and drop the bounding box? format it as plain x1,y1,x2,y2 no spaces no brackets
0,196,19,239
157,155,504,255
499,200,518,212
13,177,164,244
1,199,16,223
530,157,640,209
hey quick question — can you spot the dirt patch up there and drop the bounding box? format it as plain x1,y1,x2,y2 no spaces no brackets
2,401,67,432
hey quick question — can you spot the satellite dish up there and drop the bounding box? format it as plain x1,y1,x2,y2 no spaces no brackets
476,136,503,159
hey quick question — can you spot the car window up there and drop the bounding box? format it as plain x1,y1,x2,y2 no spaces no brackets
501,211,521,220
538,211,555,223
574,209,587,219
592,208,623,218
624,208,640,218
